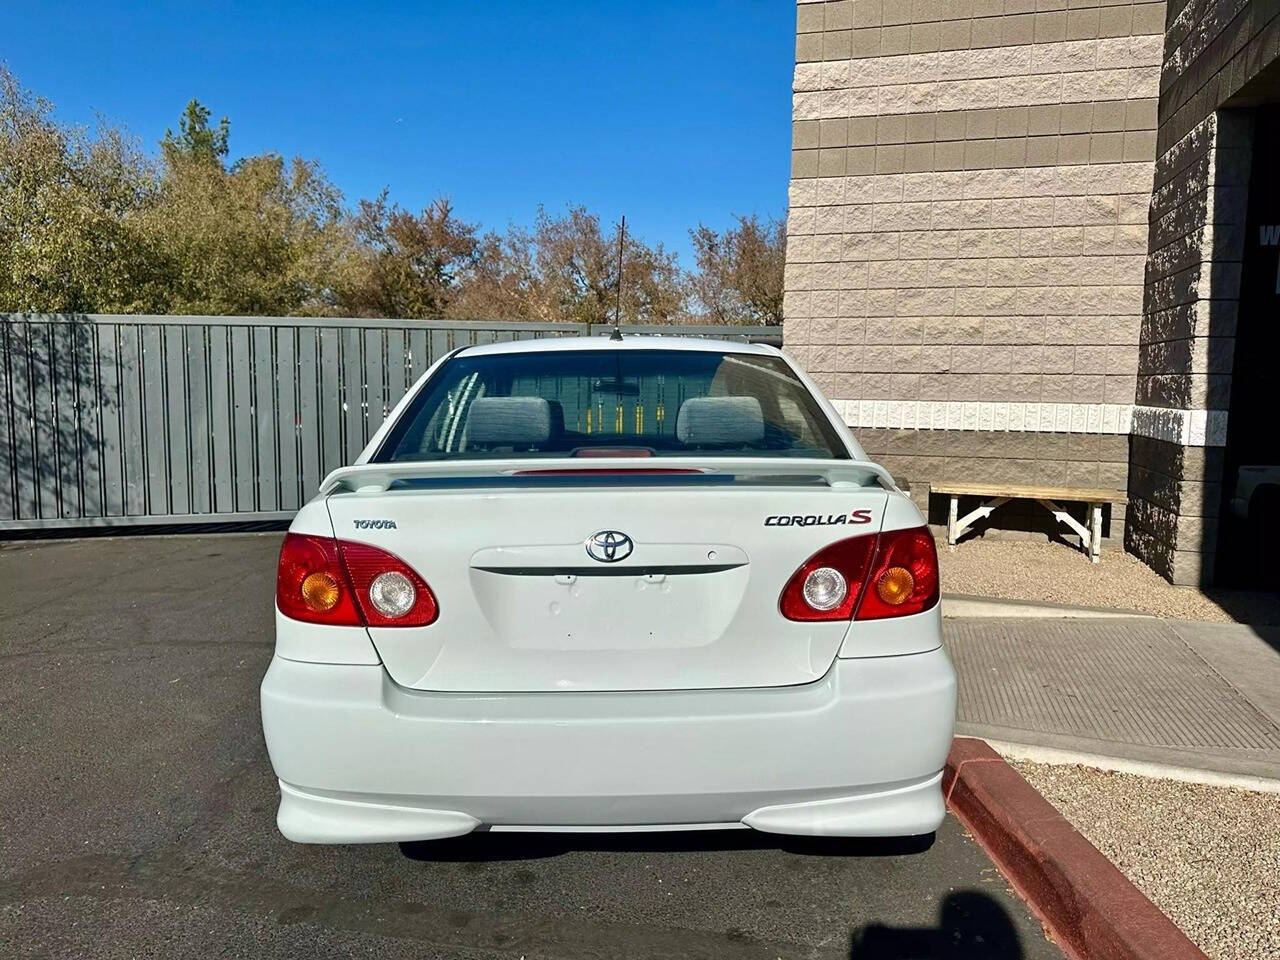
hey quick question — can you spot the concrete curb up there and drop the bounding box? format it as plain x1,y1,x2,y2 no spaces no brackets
944,737,1208,960
941,593,1154,620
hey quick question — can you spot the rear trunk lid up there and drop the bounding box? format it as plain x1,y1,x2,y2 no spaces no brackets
323,459,891,693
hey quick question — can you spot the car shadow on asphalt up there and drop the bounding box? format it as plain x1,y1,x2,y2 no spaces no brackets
400,830,935,862
847,891,1025,959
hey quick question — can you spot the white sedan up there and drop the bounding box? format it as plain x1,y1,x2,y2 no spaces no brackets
260,336,956,843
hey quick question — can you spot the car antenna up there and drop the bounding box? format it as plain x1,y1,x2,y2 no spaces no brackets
610,215,625,341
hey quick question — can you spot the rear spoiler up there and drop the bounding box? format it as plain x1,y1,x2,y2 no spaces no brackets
320,457,897,496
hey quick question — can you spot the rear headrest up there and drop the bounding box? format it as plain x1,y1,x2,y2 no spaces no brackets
675,396,765,446
466,397,554,447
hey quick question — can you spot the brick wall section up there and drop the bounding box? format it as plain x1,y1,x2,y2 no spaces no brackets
1127,0,1280,583
784,0,1166,537
857,428,1129,489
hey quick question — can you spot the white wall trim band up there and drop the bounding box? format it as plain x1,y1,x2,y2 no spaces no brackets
1130,406,1228,447
834,400,1228,446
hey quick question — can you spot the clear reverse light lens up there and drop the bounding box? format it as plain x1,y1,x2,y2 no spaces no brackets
368,571,416,619
802,566,847,611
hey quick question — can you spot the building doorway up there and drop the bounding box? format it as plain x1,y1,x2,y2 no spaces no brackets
1216,106,1280,589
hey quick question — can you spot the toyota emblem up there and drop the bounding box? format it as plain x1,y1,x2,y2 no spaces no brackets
585,530,633,563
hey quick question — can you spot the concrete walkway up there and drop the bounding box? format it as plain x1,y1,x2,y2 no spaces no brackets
947,617,1280,780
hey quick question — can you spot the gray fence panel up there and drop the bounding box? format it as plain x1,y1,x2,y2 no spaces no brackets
73,322,102,518
12,323,40,520
96,325,124,517
184,326,210,516
229,326,255,512
164,325,190,516
0,314,781,529
252,326,277,513
30,323,61,518
297,327,322,502
341,326,365,464
0,324,14,520
412,329,432,379
207,327,234,514
317,328,342,476
52,322,80,517
140,325,169,515
116,325,146,516
365,328,386,432
386,329,408,416
275,326,299,512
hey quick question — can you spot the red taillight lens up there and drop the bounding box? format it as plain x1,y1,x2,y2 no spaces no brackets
855,526,939,621
778,526,939,622
276,533,363,625
779,534,878,621
338,540,438,627
276,533,438,627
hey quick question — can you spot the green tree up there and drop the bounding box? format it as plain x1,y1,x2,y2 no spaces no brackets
161,99,229,166
130,95,355,316
138,148,354,316
1,68,784,325
0,68,157,312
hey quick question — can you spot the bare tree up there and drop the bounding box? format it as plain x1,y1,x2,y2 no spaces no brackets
338,193,479,318
689,214,785,325
528,206,687,325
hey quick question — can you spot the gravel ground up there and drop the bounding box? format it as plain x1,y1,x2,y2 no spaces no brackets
1012,761,1280,960
937,537,1280,623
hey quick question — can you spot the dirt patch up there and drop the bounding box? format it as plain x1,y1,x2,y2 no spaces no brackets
938,537,1280,624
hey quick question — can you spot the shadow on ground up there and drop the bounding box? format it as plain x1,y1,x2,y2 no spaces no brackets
849,891,1025,959
1202,591,1280,632
401,830,936,863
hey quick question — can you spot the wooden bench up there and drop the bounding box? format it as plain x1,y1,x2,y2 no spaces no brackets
931,482,1127,563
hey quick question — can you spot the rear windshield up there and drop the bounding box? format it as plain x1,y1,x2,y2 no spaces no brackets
374,349,849,462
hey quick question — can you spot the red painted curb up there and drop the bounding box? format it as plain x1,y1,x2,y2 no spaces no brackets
944,737,1208,960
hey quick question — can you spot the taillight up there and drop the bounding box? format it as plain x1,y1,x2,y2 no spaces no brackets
277,534,363,625
778,526,939,622
779,534,878,621
855,527,939,621
276,533,438,627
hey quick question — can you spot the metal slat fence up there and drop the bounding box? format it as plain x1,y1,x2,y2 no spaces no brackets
0,314,781,529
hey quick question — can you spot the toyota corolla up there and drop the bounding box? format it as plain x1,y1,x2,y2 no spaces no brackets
260,336,956,843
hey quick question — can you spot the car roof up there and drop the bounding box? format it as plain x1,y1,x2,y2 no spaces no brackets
455,335,781,358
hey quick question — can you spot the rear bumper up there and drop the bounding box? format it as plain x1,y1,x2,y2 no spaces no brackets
260,647,956,843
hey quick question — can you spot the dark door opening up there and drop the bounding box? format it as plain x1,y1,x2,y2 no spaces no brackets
1216,106,1280,589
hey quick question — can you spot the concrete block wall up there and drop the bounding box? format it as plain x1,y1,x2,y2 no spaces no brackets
1127,109,1249,583
784,0,1167,533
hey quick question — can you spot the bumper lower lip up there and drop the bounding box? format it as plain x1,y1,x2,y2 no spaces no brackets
276,772,946,844
260,647,956,844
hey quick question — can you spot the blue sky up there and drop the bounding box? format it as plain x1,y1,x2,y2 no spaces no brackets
7,1,794,265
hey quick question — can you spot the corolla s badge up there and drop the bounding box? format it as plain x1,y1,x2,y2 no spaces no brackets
585,530,633,563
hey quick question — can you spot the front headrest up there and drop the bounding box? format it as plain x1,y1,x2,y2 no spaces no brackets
466,397,554,447
675,396,765,446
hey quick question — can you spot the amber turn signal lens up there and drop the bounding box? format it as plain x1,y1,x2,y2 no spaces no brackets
875,566,915,606
300,571,341,611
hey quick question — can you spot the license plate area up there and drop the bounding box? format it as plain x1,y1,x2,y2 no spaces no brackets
468,567,750,651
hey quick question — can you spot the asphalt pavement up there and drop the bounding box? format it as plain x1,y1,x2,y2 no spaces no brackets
0,533,1061,960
